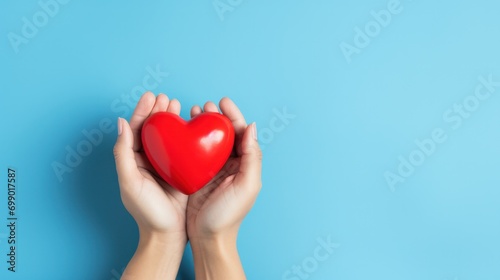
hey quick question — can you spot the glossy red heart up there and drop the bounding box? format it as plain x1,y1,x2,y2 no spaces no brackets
141,112,235,195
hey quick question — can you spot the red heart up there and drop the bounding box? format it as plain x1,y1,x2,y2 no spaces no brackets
141,112,235,195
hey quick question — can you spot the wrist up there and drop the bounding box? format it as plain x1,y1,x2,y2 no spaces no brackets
190,231,237,254
187,221,240,242
190,232,246,280
138,227,187,253
122,228,187,280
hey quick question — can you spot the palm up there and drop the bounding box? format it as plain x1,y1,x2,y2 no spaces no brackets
187,157,240,233
134,150,188,232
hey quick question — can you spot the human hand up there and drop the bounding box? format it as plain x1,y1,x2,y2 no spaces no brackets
113,92,187,279
187,98,262,280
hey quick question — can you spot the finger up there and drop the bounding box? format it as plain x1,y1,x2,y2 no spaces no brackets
190,105,202,118
114,118,142,191
167,98,181,115
129,92,156,151
151,93,169,114
203,101,219,113
219,97,247,155
187,158,238,212
197,162,234,197
234,123,262,194
134,153,155,172
219,97,247,138
187,173,227,213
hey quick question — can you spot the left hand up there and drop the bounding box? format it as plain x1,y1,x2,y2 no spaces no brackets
114,92,189,280
114,92,188,237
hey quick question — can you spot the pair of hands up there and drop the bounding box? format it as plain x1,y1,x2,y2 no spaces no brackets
113,92,262,280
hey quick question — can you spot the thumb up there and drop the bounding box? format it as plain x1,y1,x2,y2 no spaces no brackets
113,118,141,187
234,123,262,193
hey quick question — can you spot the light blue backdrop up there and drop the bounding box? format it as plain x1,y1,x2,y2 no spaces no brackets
1,0,500,279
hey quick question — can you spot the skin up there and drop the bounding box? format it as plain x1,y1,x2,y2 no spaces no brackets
113,92,262,280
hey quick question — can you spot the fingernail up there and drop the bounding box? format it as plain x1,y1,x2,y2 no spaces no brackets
117,118,123,135
252,122,257,141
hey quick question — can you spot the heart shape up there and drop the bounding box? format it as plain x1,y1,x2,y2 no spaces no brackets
141,112,235,195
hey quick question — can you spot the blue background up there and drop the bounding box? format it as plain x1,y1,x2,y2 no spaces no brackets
2,0,500,279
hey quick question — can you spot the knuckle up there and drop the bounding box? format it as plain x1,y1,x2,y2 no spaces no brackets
254,147,263,161
113,144,123,160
